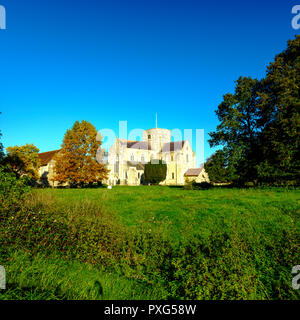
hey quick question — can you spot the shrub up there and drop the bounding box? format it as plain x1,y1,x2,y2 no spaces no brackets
144,160,167,185
192,181,213,190
183,179,194,190
0,166,30,213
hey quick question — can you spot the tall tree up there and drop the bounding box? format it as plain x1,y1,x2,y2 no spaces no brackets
208,35,300,185
52,120,108,186
208,76,261,184
257,35,300,184
4,144,40,180
204,149,236,183
0,112,4,160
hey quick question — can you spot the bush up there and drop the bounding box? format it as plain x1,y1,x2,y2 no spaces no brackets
183,179,193,190
192,181,213,190
144,160,167,185
183,183,193,190
0,166,30,213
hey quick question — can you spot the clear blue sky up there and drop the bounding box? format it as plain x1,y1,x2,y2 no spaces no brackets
0,0,299,165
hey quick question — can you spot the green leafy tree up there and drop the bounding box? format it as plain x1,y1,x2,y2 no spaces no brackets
4,144,40,180
208,35,300,185
204,149,235,183
0,166,30,212
52,120,108,186
257,35,300,184
208,77,262,185
144,159,167,185
0,112,4,161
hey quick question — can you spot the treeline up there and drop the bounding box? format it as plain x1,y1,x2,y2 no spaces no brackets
205,36,300,186
0,120,108,187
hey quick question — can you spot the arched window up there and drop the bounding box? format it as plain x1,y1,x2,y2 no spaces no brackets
131,154,134,161
186,154,189,162
141,154,145,163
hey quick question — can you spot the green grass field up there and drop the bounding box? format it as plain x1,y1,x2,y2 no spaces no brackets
0,186,299,300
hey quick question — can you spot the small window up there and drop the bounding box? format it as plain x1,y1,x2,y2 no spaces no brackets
172,172,175,179
141,155,145,162
131,154,134,161
148,135,151,139
186,154,189,162
171,156,174,161
138,172,140,179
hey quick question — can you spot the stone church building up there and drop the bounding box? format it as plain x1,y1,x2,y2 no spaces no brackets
37,127,209,186
105,127,209,186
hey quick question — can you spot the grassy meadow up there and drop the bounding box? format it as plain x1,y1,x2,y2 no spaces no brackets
0,186,299,300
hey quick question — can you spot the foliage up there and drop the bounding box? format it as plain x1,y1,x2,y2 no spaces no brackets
207,35,300,185
0,166,30,216
0,112,4,160
52,120,108,186
184,180,212,190
204,149,235,183
191,181,213,190
144,159,167,184
208,76,262,185
183,178,193,190
3,144,40,180
257,36,300,184
0,186,299,300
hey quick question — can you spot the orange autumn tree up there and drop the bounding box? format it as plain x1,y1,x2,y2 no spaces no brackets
52,120,108,186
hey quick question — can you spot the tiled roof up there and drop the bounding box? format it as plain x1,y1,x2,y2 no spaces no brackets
120,140,152,150
161,141,186,152
38,150,60,166
184,168,204,177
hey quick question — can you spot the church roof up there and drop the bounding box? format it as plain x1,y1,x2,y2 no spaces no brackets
184,168,204,177
38,150,60,166
161,141,186,152
119,140,152,150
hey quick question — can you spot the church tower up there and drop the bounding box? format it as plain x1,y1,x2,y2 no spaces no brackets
143,128,171,153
